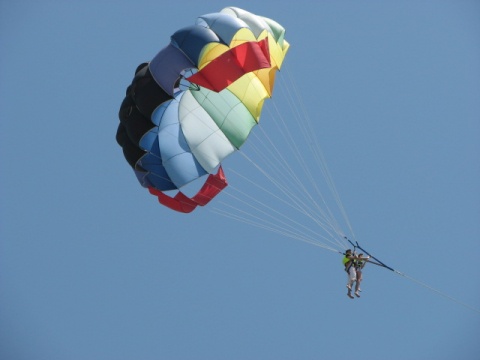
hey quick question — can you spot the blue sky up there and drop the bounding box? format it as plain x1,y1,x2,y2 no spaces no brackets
1,1,479,359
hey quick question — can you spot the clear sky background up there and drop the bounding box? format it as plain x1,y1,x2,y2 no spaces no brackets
1,1,479,359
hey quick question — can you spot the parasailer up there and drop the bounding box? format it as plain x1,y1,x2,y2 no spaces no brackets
342,238,395,299
343,249,371,299
116,7,289,213
354,253,367,296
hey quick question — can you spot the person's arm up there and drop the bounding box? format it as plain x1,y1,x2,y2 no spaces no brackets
353,256,370,260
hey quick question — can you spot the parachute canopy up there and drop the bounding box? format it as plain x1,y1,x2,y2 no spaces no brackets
116,7,289,212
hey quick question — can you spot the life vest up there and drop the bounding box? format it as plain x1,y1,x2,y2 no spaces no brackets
343,255,354,274
355,259,365,268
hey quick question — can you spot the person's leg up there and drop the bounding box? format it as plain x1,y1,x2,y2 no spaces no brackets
346,267,356,298
354,270,362,296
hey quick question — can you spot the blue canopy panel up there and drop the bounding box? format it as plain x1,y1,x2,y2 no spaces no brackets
220,7,272,38
170,25,220,66
155,94,207,188
149,44,195,96
137,114,176,191
195,13,249,45
137,152,175,190
134,168,153,188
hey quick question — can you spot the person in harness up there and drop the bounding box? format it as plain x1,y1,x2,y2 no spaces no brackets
354,253,367,297
342,249,370,299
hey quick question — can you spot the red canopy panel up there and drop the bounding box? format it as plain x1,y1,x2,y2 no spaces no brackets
148,166,228,213
186,38,270,92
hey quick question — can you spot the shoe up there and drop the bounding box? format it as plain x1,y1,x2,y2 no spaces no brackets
347,293,354,299
354,292,360,298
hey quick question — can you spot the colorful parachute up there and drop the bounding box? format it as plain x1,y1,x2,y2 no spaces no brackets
116,7,289,213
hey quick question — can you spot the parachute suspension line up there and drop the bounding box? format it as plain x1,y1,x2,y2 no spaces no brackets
236,151,347,251
223,179,345,251
211,200,341,253
253,112,344,242
212,194,340,253
248,127,323,216
262,81,341,229
243,134,343,245
278,68,357,242
260,81,348,244
262,101,346,247
269,80,339,229
273,75,351,245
